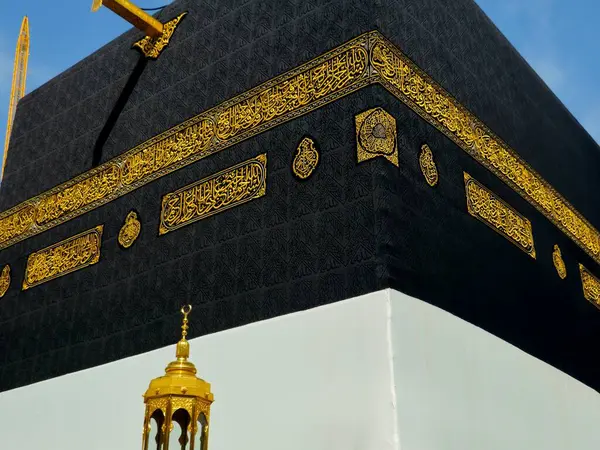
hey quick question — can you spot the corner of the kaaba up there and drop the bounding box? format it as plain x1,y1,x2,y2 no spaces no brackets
0,0,600,395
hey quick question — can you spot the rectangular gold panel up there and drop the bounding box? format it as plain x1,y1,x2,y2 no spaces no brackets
159,154,267,235
464,173,536,258
22,225,103,290
579,264,600,309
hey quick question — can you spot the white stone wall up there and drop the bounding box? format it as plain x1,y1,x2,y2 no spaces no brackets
0,289,599,450
390,290,600,450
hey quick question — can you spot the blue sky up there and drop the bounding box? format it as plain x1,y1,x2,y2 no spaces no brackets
0,0,598,180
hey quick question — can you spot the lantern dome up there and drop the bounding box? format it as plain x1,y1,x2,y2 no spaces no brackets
141,305,214,450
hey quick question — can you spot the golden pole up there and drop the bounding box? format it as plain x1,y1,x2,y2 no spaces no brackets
92,0,163,37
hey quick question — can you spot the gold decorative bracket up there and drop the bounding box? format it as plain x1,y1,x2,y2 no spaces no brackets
133,12,187,60
92,0,186,60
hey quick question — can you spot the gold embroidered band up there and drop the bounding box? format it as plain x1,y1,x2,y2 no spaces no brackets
0,32,598,269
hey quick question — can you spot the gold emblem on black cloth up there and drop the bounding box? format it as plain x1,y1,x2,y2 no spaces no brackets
22,225,103,290
464,173,536,258
355,107,398,167
292,137,319,179
552,244,567,279
119,211,141,249
0,265,10,298
580,264,600,309
419,144,438,187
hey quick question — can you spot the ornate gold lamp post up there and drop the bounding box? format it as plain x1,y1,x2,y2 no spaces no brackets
142,305,214,450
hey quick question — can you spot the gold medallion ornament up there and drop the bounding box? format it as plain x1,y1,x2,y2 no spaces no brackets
0,265,10,298
292,137,319,179
580,264,600,309
142,305,214,450
552,244,567,279
119,211,141,249
23,226,103,290
464,173,536,258
419,144,438,187
355,107,399,167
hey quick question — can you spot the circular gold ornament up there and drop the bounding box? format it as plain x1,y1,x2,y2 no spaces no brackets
358,108,396,156
118,211,141,249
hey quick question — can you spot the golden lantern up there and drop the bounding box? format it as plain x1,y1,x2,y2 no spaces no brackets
142,305,214,450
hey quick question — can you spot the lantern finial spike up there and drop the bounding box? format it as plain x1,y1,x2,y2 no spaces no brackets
176,304,192,360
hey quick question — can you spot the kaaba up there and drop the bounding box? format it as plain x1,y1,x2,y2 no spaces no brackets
1,0,600,448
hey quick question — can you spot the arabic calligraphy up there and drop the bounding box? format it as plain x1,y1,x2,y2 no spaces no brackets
0,265,10,298
159,154,267,235
0,31,599,272
355,107,398,166
0,35,370,251
0,205,35,246
464,173,536,258
579,264,600,309
35,165,120,226
23,226,103,290
372,36,598,264
292,137,319,179
419,144,438,187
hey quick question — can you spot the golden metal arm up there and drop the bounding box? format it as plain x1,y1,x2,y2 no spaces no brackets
92,0,163,37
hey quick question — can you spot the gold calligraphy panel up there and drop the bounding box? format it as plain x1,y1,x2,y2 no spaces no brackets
464,173,536,258
579,264,600,309
0,31,599,272
159,154,267,235
22,225,103,290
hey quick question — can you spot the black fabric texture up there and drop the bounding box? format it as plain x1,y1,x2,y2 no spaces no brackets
0,0,599,393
